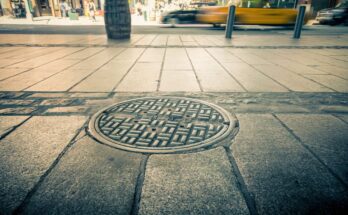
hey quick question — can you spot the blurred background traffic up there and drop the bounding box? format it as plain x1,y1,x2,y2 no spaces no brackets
0,0,347,26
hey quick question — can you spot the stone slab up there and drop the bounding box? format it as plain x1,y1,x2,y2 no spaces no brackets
22,136,143,214
116,62,161,92
0,116,86,213
159,70,201,92
335,114,348,123
71,61,136,92
163,48,192,70
277,114,348,183
26,69,93,91
0,107,36,115
222,62,288,92
232,114,348,214
138,48,165,62
254,65,332,92
304,74,348,92
139,147,249,215
0,68,30,81
313,65,348,80
0,60,79,91
63,47,104,60
0,116,28,137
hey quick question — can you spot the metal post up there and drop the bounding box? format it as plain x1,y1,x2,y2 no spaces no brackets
293,6,306,39
225,5,236,39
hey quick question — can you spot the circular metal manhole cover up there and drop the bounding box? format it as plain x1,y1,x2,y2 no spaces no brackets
88,97,238,153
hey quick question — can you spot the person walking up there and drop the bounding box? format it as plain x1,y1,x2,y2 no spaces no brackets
88,0,96,22
60,0,66,18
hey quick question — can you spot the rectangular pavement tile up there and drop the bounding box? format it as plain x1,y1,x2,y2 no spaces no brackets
135,35,157,46
312,65,348,80
7,48,83,68
71,61,136,92
22,136,144,214
0,68,31,81
139,147,249,215
232,114,348,214
0,116,86,213
167,36,183,46
222,62,288,92
26,69,94,92
70,48,124,70
195,70,245,92
0,116,28,138
0,107,37,115
254,65,332,92
63,47,104,60
277,114,348,184
0,60,79,91
335,114,348,123
159,70,201,92
138,48,165,62
206,48,243,63
163,48,192,70
304,74,348,92
116,62,161,92
150,35,168,46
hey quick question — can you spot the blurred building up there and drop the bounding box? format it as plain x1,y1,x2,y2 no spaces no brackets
0,0,344,17
0,0,105,17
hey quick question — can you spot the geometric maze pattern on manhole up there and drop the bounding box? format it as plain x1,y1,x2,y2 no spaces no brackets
89,97,238,153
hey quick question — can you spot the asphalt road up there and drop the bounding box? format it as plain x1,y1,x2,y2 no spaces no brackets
0,24,348,36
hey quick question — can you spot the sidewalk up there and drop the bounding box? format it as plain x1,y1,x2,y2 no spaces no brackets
0,33,347,214
0,14,158,26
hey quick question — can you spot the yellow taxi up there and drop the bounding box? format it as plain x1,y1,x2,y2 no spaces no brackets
196,6,300,26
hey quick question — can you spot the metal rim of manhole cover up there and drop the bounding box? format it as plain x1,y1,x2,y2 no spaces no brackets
88,97,239,154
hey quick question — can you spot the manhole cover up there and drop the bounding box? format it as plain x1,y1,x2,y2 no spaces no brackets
88,97,238,153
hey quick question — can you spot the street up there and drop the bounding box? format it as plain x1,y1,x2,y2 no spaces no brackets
0,22,348,214
1,23,348,35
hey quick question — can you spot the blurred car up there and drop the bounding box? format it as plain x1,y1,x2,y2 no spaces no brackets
316,2,348,25
161,10,198,25
196,6,300,26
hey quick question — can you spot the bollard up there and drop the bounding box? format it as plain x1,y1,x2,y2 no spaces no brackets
293,6,306,39
225,5,236,39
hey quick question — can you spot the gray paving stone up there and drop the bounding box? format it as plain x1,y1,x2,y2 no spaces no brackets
313,65,348,80
0,60,79,91
63,47,104,60
23,136,143,215
159,70,201,92
0,116,28,137
254,65,332,92
0,116,86,213
222,62,288,92
163,48,192,70
116,62,161,92
8,48,82,68
39,99,77,106
0,107,36,114
26,69,94,91
304,74,348,92
44,106,89,114
0,68,30,81
277,114,348,183
139,147,249,215
0,99,35,106
28,93,69,98
138,48,165,62
232,114,348,214
71,61,136,92
70,48,124,70
335,114,348,123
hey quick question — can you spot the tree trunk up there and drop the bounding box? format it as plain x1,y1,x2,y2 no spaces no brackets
104,0,131,39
